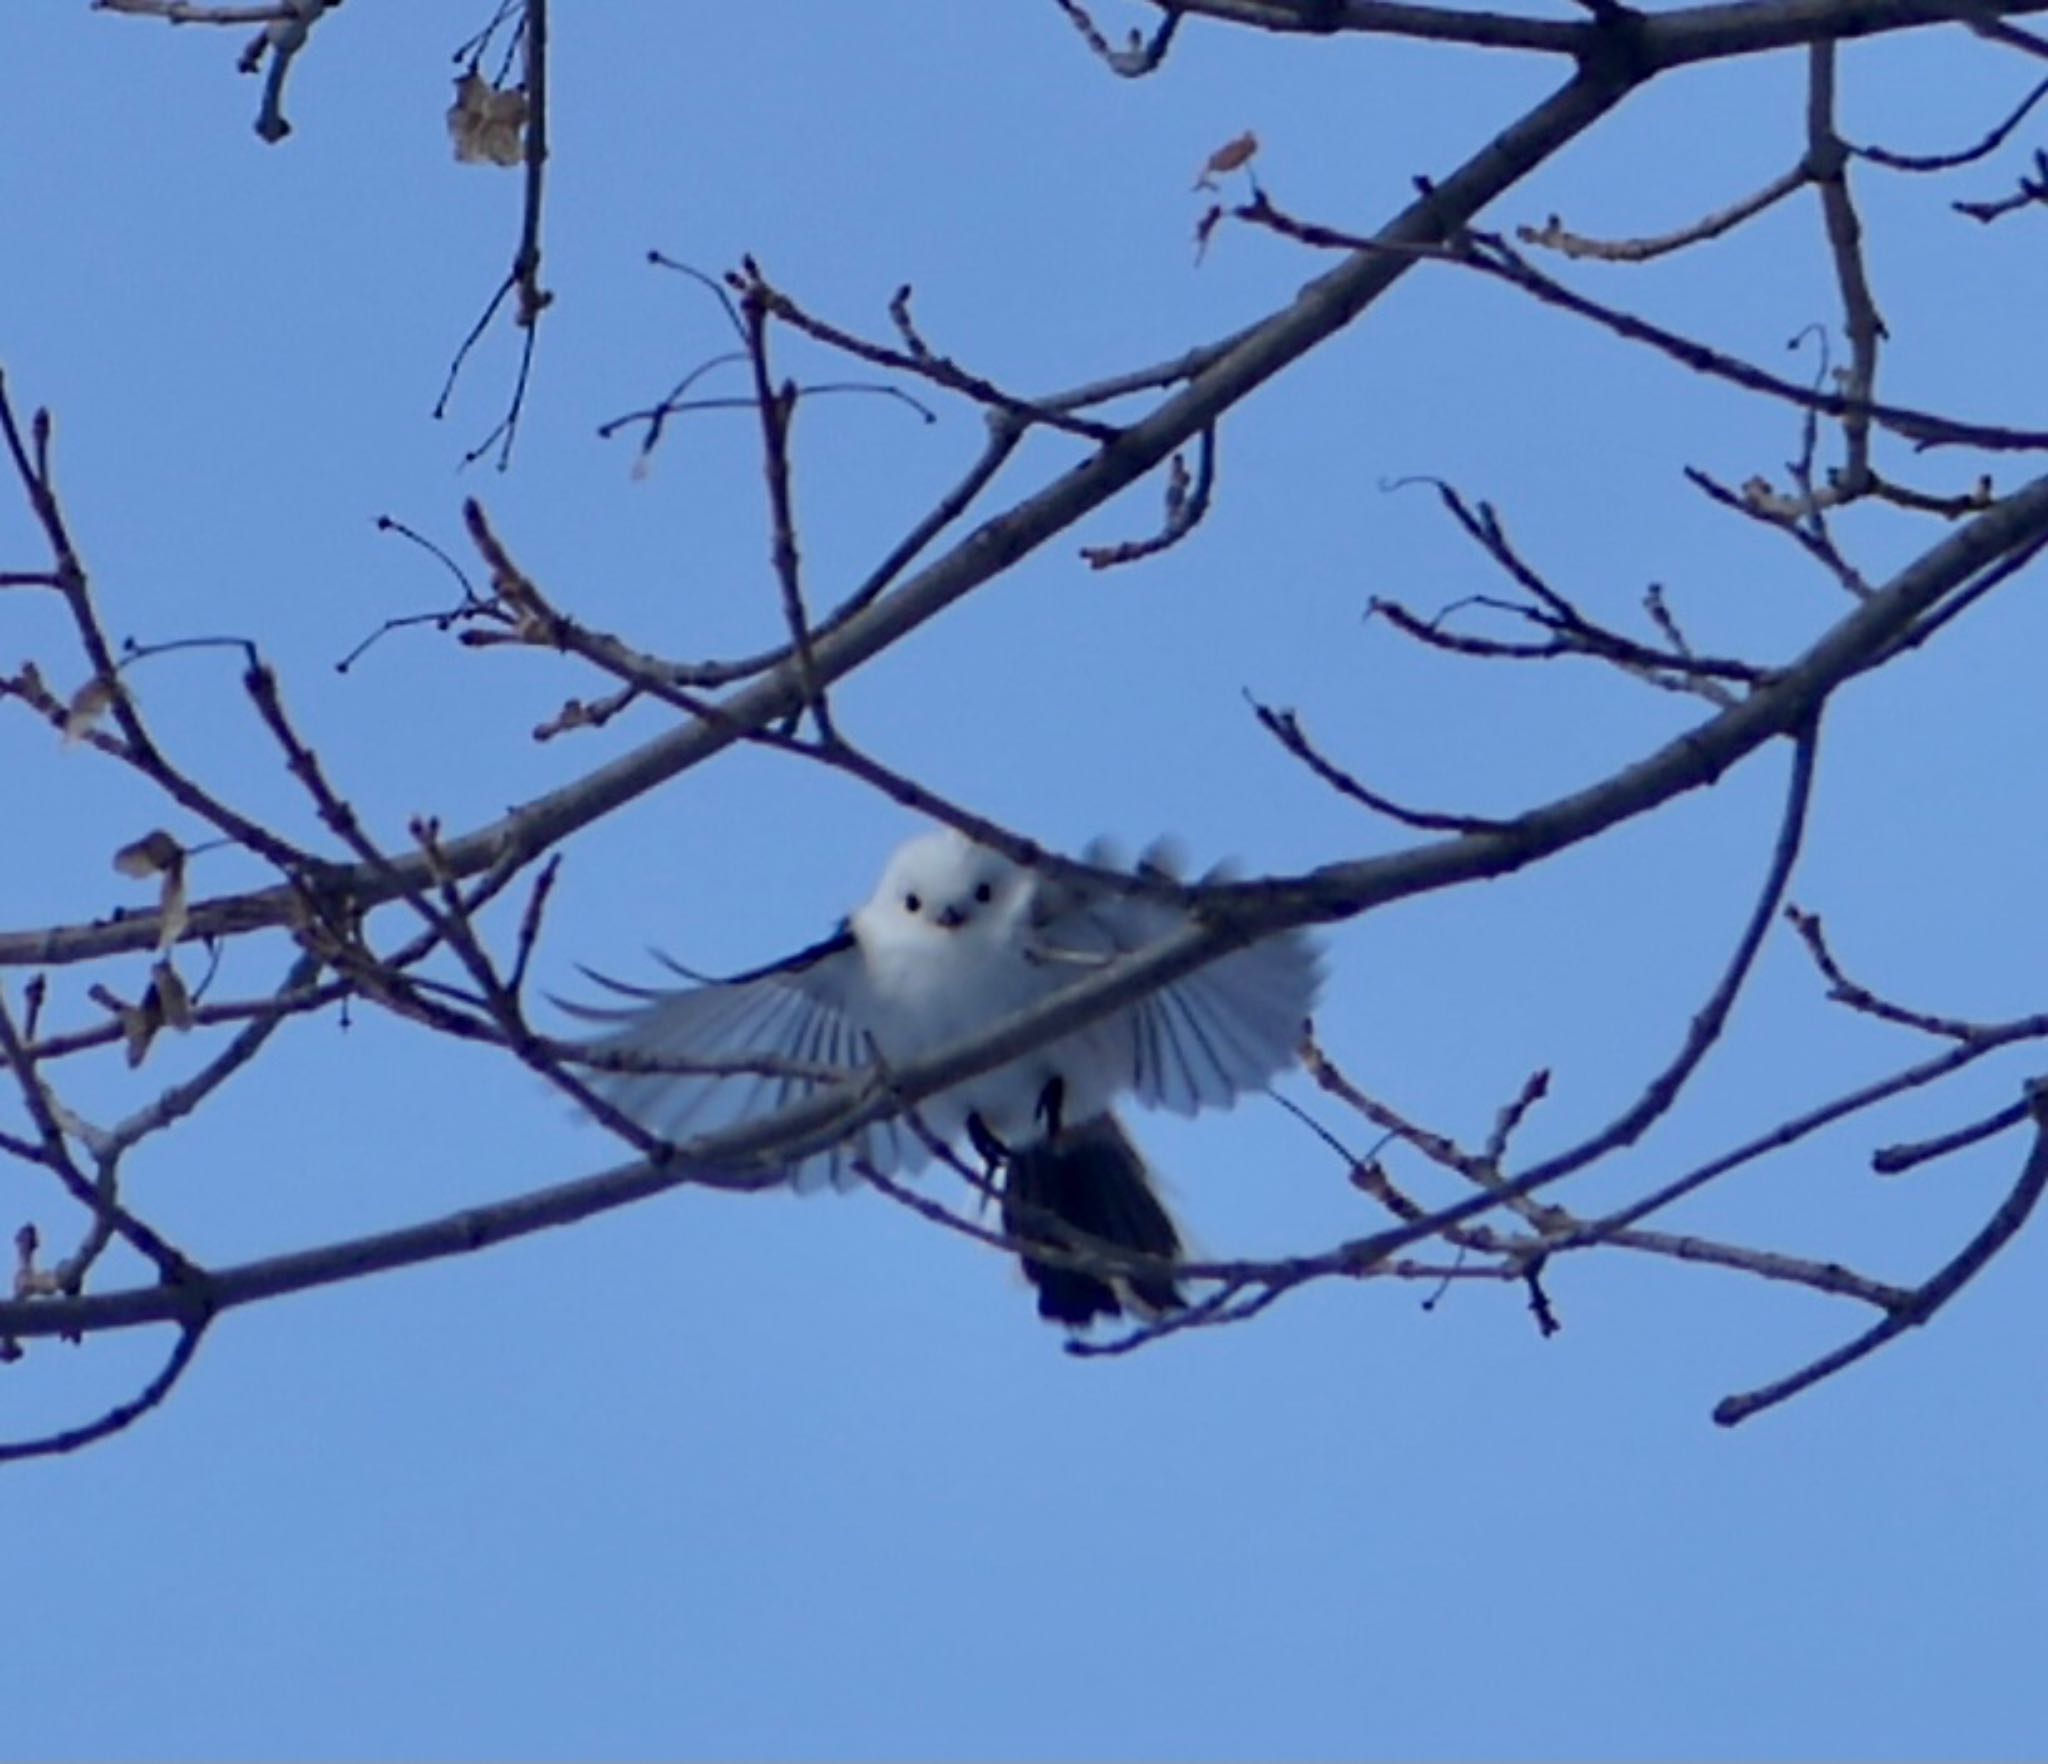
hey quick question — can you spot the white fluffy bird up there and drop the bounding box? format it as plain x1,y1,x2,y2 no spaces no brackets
565,828,1322,1326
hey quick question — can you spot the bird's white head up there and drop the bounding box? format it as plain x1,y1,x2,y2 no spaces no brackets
854,828,1031,949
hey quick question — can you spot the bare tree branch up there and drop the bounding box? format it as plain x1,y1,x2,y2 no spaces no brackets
1715,1081,2048,1424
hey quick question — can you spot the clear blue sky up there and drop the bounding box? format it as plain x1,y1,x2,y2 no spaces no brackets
4,4,2045,1758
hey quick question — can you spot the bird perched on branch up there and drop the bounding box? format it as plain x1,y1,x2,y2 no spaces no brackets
564,827,1322,1327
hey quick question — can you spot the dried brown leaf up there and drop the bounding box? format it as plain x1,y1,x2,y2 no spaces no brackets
150,960,193,1032
119,1000,160,1068
113,830,189,948
1194,131,1258,191
91,982,161,1069
158,865,190,951
113,829,183,879
447,71,528,167
62,676,114,744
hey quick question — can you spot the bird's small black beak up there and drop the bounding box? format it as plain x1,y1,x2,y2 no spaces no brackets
937,903,969,930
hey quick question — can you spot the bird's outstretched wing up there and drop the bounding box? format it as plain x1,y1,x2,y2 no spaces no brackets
559,926,921,1191
1032,840,1323,1114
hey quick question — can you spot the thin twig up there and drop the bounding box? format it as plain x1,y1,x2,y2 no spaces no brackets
1850,74,2048,170
0,1322,209,1463
1517,161,1808,261
1715,1081,2048,1424
1248,698,1510,834
1873,1098,2030,1174
1500,719,1821,1194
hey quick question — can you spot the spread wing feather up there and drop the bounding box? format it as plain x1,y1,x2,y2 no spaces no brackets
1035,838,1323,1114
559,925,908,1191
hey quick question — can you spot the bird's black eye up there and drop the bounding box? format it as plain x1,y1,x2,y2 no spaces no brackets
904,892,922,914
974,881,993,904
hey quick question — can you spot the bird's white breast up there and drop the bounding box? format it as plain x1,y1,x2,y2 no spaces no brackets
856,923,1117,1150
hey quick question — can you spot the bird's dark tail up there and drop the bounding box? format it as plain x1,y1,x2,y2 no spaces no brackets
1000,1117,1185,1327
